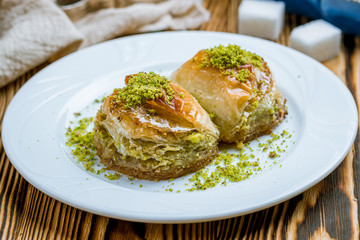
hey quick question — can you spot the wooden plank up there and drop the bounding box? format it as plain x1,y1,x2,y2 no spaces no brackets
0,0,359,239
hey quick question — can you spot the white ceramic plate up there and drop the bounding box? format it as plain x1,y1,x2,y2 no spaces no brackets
2,31,358,223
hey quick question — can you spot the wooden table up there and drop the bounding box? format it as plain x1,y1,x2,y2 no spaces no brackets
1,0,359,239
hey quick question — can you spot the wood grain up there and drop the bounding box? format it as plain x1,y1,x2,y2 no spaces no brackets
1,0,359,239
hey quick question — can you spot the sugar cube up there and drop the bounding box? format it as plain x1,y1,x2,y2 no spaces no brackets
238,0,285,40
290,20,341,62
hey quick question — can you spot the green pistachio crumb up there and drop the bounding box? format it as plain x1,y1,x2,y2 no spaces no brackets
209,112,216,120
117,72,175,109
66,117,95,163
268,151,279,158
235,69,251,83
186,128,293,191
200,44,263,70
147,109,157,115
105,173,120,180
96,168,106,175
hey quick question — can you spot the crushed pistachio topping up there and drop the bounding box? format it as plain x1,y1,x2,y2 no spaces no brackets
249,100,259,110
147,109,157,115
186,129,293,191
117,72,175,108
235,69,251,83
187,150,261,191
209,112,216,120
96,168,106,175
105,173,121,180
66,117,96,172
198,44,263,83
200,44,263,70
66,116,122,180
94,95,107,104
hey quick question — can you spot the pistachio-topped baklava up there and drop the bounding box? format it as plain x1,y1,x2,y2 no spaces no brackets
171,44,287,144
94,72,219,180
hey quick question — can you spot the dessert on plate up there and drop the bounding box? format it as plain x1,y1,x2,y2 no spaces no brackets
94,72,219,180
171,44,287,144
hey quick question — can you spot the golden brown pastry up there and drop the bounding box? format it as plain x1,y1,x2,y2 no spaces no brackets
170,44,287,143
94,72,219,180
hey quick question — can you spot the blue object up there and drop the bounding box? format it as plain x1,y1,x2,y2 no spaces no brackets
277,0,360,35
280,0,322,19
321,0,360,36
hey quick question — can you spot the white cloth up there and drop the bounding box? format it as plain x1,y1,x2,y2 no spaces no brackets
0,0,83,87
75,0,209,47
0,0,209,87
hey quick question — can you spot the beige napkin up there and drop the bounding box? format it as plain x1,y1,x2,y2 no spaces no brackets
75,0,209,48
0,0,83,87
0,0,209,88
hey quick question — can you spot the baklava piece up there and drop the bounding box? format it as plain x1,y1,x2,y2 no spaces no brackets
171,44,287,144
94,72,219,180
